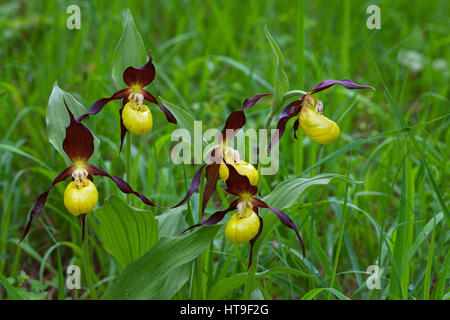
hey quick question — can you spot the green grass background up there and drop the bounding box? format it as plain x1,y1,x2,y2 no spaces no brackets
0,0,448,299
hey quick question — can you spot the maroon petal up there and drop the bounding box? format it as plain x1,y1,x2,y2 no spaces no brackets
123,51,156,88
141,90,177,124
76,88,130,122
19,166,74,243
85,164,164,208
119,99,128,154
221,110,246,142
222,93,271,141
182,199,239,233
224,163,258,196
292,119,300,140
167,163,208,209
141,89,158,105
62,99,95,163
241,93,271,111
201,164,220,214
248,213,264,269
251,198,305,257
309,79,374,95
268,100,303,152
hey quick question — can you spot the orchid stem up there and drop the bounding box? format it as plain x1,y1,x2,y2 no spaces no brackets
81,219,98,300
194,171,206,299
126,133,132,205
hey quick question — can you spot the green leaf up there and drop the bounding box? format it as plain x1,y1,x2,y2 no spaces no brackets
243,173,363,297
264,25,289,117
158,97,201,157
263,173,363,210
112,9,147,89
94,195,158,269
157,262,192,299
102,225,221,299
46,82,101,166
208,267,314,299
301,287,350,300
408,212,444,261
159,97,196,135
0,272,24,300
156,205,188,237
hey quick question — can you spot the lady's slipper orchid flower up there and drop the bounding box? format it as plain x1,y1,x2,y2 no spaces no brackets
19,100,161,243
268,79,374,151
168,93,270,214
76,51,177,152
183,163,304,267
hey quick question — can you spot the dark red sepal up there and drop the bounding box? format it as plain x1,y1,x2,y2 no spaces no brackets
76,88,130,122
309,79,374,95
85,164,164,209
123,51,156,88
119,99,128,154
224,163,258,196
19,166,74,243
292,118,300,140
201,164,220,214
221,93,270,142
268,99,302,152
251,198,305,257
63,99,95,163
182,199,239,233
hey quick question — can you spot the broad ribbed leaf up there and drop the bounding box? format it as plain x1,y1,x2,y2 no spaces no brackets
94,195,158,269
102,225,221,299
264,26,289,116
46,82,100,166
263,173,363,210
208,267,314,299
112,9,147,89
155,206,191,299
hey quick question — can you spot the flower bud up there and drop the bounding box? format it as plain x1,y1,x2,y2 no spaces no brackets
225,208,260,244
64,179,98,216
122,102,153,136
299,96,340,144
219,161,259,185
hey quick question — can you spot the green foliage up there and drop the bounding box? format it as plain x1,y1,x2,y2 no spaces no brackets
263,173,363,210
94,195,159,269
102,225,221,299
0,0,448,301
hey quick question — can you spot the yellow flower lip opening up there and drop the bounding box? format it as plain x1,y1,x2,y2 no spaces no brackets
299,97,340,144
122,101,153,136
225,208,260,244
64,178,98,216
